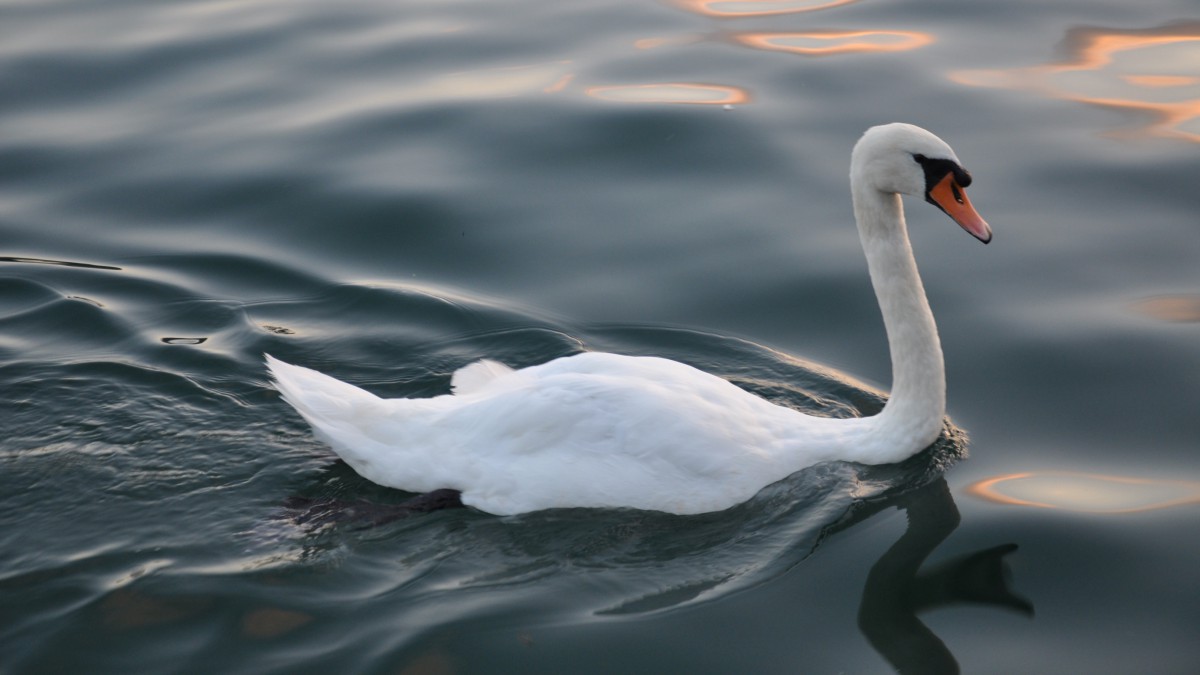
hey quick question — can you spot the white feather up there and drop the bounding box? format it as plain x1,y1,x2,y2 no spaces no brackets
451,359,517,395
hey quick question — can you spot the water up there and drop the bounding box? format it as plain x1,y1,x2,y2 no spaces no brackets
2,0,1199,672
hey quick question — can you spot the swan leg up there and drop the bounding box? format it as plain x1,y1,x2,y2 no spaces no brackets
282,489,464,528
399,488,465,513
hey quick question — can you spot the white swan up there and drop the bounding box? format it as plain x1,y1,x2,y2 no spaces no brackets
267,123,991,516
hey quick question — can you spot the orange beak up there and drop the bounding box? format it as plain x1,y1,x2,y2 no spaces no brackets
928,172,992,243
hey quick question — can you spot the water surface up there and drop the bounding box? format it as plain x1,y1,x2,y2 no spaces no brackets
3,0,1199,672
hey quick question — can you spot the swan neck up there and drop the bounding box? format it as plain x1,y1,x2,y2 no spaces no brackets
851,181,946,452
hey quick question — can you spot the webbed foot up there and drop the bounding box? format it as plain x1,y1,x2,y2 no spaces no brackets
282,489,464,528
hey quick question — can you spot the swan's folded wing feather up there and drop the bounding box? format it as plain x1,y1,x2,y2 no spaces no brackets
451,359,516,395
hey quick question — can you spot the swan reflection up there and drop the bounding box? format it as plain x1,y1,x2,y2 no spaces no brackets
280,472,1031,673
949,22,1200,142
833,477,1032,673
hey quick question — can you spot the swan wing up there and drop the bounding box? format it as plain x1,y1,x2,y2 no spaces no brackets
451,359,516,395
267,352,848,515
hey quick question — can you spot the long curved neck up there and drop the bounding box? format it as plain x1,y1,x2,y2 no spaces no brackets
851,179,946,455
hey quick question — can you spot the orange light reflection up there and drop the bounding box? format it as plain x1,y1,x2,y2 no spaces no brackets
1130,295,1200,322
586,83,750,105
967,471,1200,514
676,0,859,18
735,30,933,57
949,23,1200,142
543,73,575,93
1121,74,1199,88
634,36,704,50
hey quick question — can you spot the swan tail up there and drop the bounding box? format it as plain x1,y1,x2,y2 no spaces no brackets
264,353,401,461
266,354,383,419
266,355,464,493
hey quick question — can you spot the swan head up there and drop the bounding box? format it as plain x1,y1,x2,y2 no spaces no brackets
852,123,992,244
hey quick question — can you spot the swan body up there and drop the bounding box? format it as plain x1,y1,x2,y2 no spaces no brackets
268,123,991,516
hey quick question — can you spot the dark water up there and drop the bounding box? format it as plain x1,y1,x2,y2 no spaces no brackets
3,0,1199,672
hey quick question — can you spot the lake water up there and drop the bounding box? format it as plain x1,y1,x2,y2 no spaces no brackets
2,0,1199,672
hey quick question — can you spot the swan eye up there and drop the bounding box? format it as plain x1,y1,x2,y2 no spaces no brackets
915,153,972,195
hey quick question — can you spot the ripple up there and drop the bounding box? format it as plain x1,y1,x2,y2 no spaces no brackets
282,61,575,130
99,587,212,631
586,83,750,105
1129,295,1200,322
161,337,208,345
949,21,1200,142
240,607,313,639
967,471,1200,514
675,0,860,18
734,30,934,57
0,256,122,270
